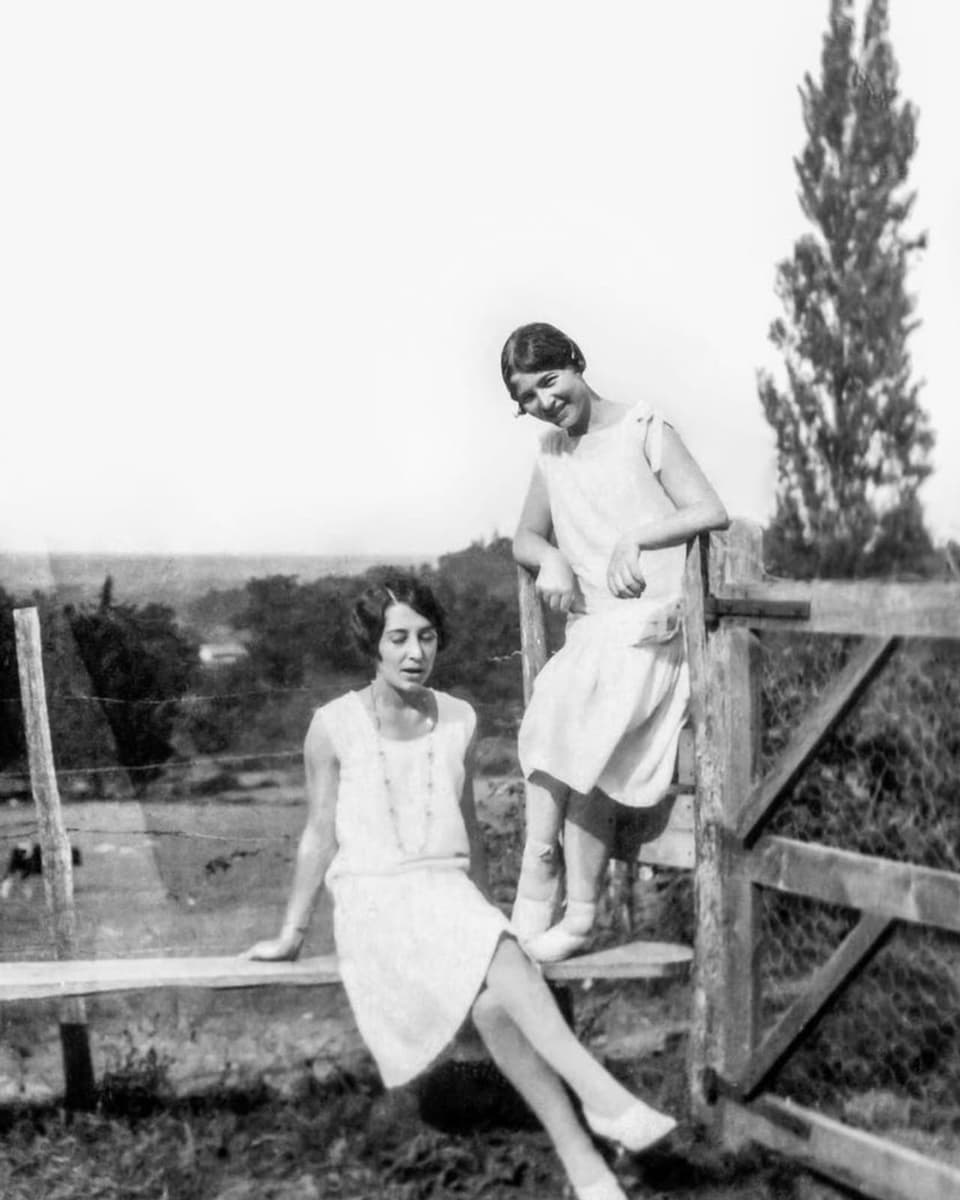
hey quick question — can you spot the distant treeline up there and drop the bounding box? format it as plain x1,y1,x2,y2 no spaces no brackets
0,538,527,780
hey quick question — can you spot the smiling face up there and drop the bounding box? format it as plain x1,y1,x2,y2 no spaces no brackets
376,602,439,692
508,366,592,435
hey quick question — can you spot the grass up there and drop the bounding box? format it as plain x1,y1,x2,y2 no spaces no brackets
0,1053,812,1200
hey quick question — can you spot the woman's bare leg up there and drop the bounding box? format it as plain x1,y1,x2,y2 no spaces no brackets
471,988,618,1194
483,938,633,1115
526,788,615,961
511,775,568,938
565,788,616,905
479,939,675,1159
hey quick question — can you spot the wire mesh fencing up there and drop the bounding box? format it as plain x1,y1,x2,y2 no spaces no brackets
757,632,960,1163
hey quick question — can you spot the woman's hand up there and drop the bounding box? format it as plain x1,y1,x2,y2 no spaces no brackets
607,537,646,598
536,550,577,612
242,932,304,962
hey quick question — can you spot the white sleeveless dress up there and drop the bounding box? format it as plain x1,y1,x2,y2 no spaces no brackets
518,404,691,808
318,689,510,1087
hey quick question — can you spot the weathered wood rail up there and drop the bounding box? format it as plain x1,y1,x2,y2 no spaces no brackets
0,941,693,1005
5,523,960,1200
681,526,960,1200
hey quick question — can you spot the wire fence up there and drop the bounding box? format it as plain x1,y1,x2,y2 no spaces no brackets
4,607,959,1166
0,647,527,964
756,633,960,1161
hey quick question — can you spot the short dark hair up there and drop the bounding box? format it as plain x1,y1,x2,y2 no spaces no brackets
500,322,587,395
350,575,448,660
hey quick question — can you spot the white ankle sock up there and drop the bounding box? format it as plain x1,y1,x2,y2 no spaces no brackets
524,899,597,963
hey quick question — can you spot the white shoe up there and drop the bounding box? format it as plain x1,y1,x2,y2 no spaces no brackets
524,921,590,963
583,1098,676,1154
523,899,596,963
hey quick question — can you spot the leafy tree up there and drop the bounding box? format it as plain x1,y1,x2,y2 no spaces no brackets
68,578,198,784
226,540,525,730
758,0,934,578
233,574,359,685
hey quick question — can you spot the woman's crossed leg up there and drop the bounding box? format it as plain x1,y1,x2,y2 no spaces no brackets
471,937,674,1198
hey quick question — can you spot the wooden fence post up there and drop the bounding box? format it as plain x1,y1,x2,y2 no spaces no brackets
517,565,549,704
14,606,96,1110
686,522,763,1125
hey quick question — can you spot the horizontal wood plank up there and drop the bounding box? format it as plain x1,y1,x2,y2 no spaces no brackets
637,830,696,870
714,580,960,638
544,939,693,981
0,955,344,1002
616,793,696,869
0,940,693,1002
722,1095,960,1200
748,837,960,934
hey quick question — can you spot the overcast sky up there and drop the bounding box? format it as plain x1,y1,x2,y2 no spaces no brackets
2,0,957,559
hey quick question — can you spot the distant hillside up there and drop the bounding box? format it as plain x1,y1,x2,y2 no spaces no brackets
0,552,432,616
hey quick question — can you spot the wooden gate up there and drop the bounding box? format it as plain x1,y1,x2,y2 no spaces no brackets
685,524,960,1200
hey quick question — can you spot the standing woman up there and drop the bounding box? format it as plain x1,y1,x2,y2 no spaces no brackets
245,576,675,1200
504,323,728,962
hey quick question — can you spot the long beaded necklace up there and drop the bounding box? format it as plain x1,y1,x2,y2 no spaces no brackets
370,685,436,856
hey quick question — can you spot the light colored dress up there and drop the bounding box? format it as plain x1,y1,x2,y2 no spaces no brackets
518,404,690,809
319,689,510,1087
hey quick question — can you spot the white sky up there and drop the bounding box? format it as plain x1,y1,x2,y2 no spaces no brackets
1,0,957,558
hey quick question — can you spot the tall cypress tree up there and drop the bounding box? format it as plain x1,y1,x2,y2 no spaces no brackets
758,0,934,578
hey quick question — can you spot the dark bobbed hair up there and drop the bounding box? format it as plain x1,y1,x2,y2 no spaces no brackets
350,575,448,660
500,322,587,394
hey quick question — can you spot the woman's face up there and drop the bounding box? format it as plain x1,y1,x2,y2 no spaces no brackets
508,366,591,434
376,602,439,691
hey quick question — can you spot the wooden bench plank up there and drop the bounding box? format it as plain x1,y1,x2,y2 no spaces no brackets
0,955,344,1002
0,940,693,1002
544,939,693,982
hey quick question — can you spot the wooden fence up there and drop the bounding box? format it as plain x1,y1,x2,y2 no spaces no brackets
684,523,960,1200
3,524,960,1199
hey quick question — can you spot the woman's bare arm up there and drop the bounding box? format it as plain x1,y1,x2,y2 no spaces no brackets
607,425,729,597
243,712,339,960
629,424,729,548
513,465,577,612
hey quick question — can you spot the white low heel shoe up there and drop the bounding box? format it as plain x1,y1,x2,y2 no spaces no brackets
583,1099,677,1155
524,898,596,963
524,921,590,963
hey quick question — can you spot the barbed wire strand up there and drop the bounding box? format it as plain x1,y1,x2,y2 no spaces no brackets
0,748,304,783
0,648,524,708
0,827,293,847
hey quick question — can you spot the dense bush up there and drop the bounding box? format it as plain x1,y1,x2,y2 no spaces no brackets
66,578,198,784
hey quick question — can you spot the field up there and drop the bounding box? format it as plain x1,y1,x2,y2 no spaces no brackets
0,757,836,1200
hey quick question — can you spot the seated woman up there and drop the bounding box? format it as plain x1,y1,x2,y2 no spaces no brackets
245,575,676,1200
